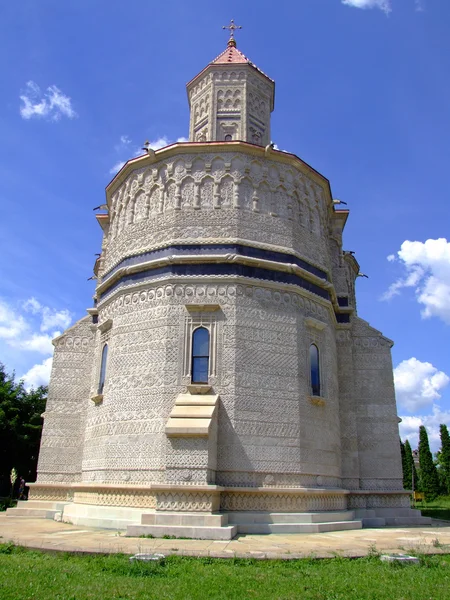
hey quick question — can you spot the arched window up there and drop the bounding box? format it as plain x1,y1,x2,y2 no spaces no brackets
309,344,321,397
224,134,232,142
191,327,210,384
98,343,108,394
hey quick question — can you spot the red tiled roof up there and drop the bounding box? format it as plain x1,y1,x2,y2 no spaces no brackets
211,45,249,65
210,42,273,82
187,42,274,88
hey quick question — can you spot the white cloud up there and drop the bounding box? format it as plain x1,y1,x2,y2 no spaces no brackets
21,357,53,391
273,144,289,153
23,297,42,314
147,136,188,150
23,297,71,332
15,333,57,354
0,299,28,340
109,160,126,175
0,297,71,355
20,81,77,121
400,405,450,452
109,135,188,175
342,0,391,13
382,238,450,324
387,254,395,262
40,308,71,332
394,357,450,412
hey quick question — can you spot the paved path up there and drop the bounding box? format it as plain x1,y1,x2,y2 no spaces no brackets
1,514,450,559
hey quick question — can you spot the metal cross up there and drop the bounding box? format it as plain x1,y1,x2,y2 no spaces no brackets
222,19,242,43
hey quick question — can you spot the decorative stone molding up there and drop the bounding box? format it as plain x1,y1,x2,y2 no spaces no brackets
28,483,222,512
348,491,412,510
28,485,72,502
220,488,348,512
185,304,221,313
155,490,220,512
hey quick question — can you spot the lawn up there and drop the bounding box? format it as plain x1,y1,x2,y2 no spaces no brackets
417,495,450,522
0,544,449,600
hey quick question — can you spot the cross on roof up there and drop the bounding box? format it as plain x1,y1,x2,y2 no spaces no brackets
222,19,242,47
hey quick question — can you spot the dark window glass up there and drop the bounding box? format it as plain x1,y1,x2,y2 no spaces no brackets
192,327,209,384
224,134,232,141
310,344,320,396
98,343,108,394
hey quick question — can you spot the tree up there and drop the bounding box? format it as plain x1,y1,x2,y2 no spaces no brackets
401,439,419,492
418,425,440,501
0,363,47,497
437,424,450,495
400,439,408,488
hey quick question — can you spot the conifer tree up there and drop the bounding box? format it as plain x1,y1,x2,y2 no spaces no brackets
403,439,419,492
400,439,407,489
418,425,440,500
438,424,450,495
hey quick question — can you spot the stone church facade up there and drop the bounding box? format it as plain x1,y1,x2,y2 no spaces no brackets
21,37,429,537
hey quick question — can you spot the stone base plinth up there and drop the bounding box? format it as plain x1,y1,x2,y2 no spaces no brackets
23,483,430,538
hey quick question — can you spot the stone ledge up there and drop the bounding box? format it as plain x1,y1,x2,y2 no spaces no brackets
126,523,237,540
165,393,219,438
90,394,103,405
309,395,326,406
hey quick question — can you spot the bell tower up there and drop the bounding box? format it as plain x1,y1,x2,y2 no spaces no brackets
187,21,275,146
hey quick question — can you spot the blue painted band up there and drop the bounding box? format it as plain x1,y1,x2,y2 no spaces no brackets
104,243,328,281
101,263,330,301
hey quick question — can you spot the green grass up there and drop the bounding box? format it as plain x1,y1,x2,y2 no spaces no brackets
416,494,450,521
1,544,450,599
0,498,16,512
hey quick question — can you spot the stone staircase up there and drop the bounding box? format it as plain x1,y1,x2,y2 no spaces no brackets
127,512,237,540
226,511,363,534
354,508,432,528
126,510,363,539
6,500,69,520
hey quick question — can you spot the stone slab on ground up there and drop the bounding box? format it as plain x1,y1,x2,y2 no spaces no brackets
1,514,450,559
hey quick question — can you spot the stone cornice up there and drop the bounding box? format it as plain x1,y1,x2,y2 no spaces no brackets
96,253,330,296
104,238,331,285
105,141,333,204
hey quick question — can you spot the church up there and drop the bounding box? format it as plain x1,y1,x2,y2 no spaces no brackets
16,25,429,538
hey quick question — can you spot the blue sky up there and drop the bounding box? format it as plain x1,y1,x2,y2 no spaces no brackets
0,0,449,450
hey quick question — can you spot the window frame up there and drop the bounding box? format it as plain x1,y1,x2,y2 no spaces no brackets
98,343,109,394
309,343,321,397
191,326,210,384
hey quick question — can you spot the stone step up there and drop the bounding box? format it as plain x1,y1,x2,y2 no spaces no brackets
15,500,69,511
126,524,237,540
61,503,144,529
141,512,228,527
6,507,59,519
235,520,363,534
226,511,356,525
371,508,426,518
384,516,433,526
360,518,387,528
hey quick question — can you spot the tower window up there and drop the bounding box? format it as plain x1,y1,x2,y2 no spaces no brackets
98,343,108,394
224,134,232,141
191,327,210,384
309,344,321,397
